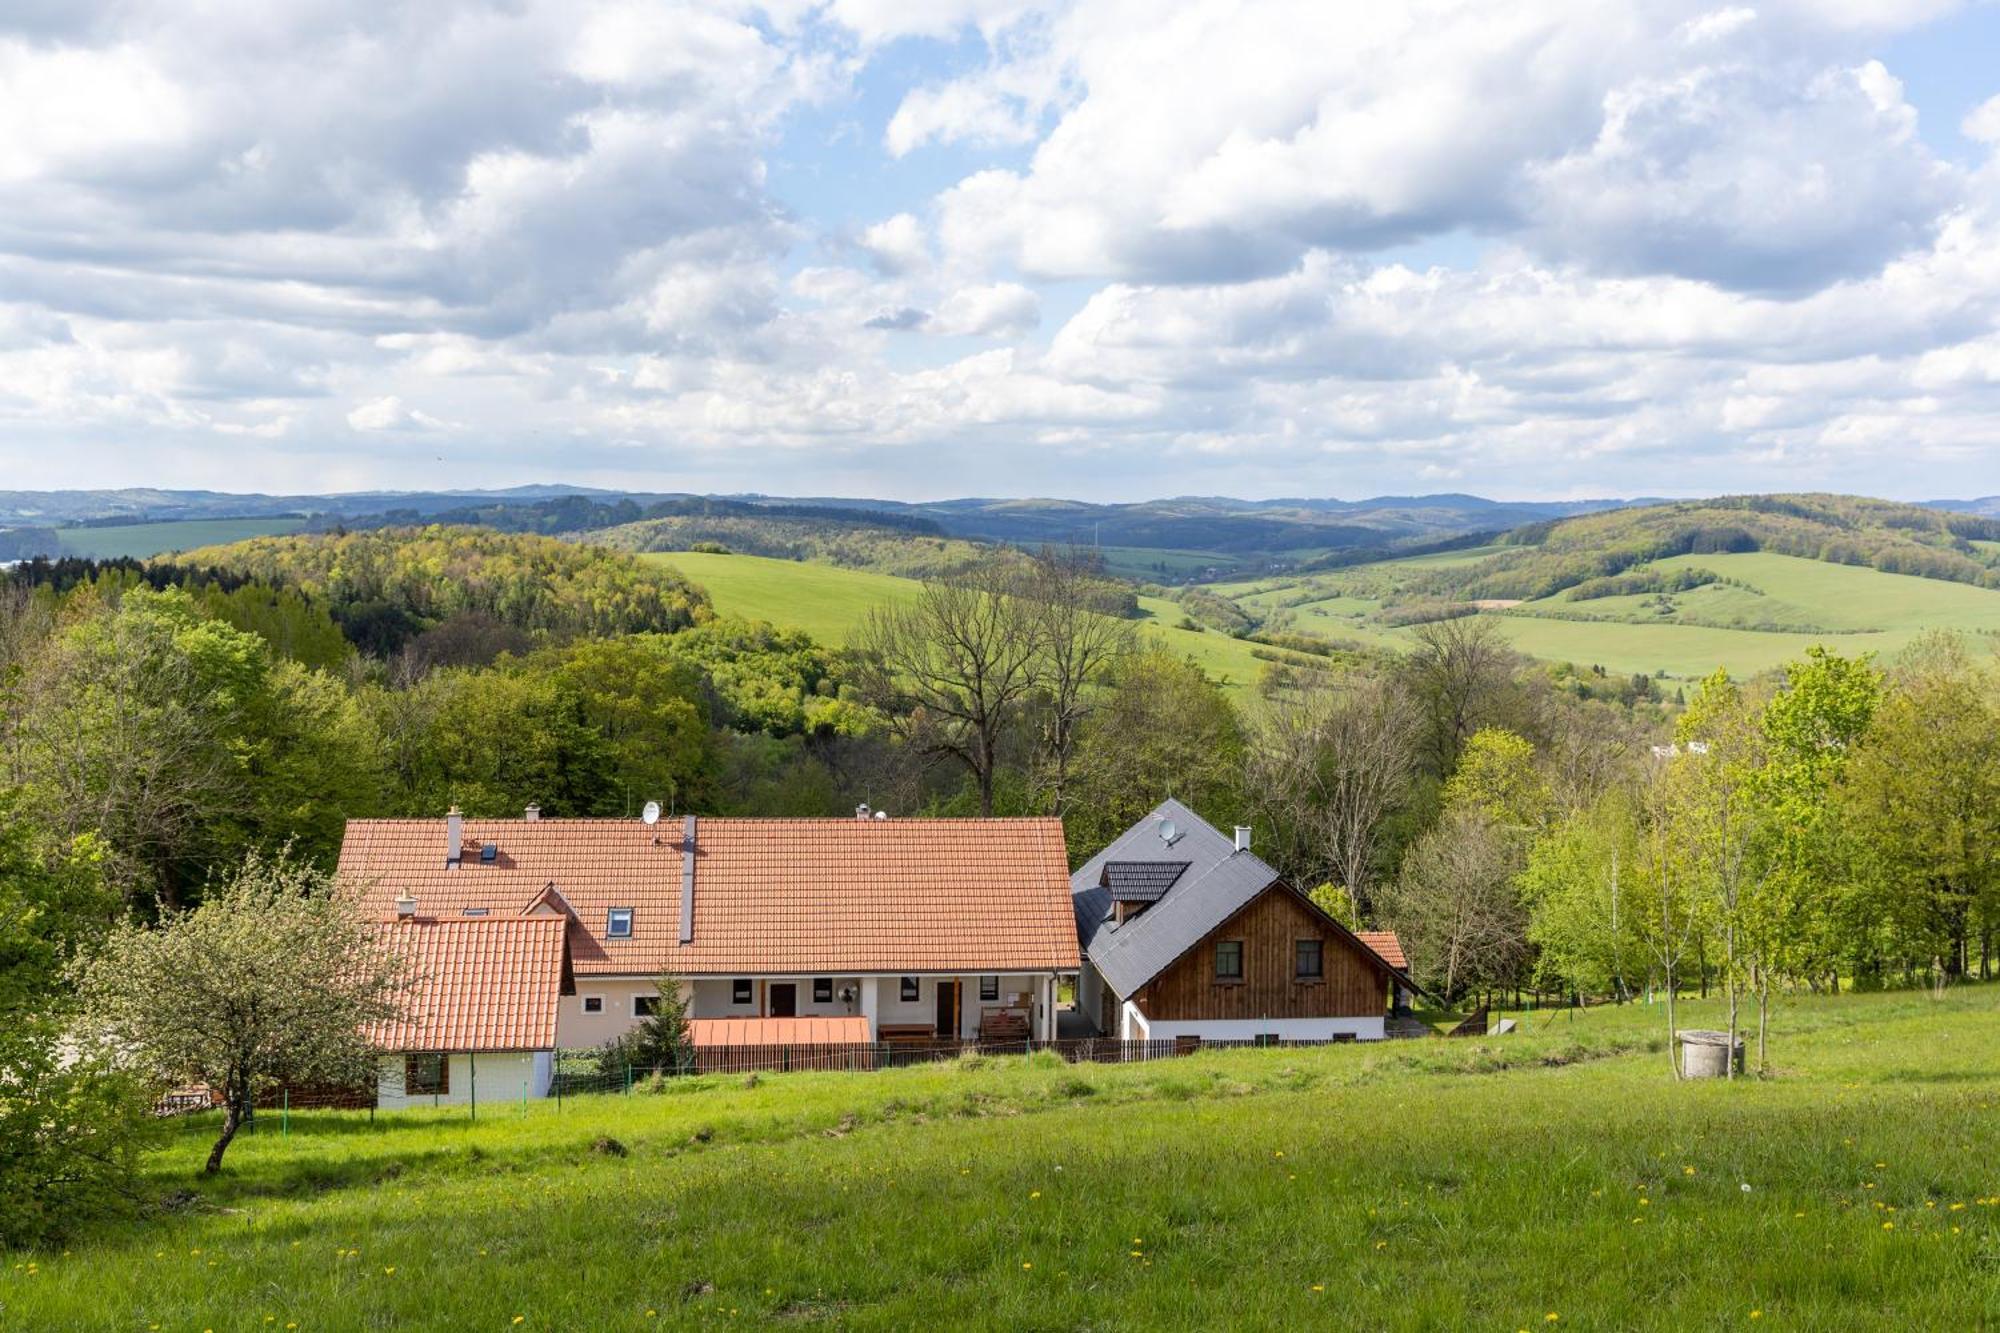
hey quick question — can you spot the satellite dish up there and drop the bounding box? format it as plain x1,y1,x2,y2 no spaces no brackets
1159,818,1179,845
641,801,661,826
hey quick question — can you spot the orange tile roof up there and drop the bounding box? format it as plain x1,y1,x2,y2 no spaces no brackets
688,1016,871,1047
364,916,569,1053
339,816,1080,979
1356,930,1408,970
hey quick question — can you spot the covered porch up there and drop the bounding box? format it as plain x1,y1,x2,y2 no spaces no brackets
687,971,1068,1043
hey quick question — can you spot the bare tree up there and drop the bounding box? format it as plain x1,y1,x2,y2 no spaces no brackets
1026,549,1137,816
1250,671,1421,920
1377,807,1526,1005
1407,616,1519,774
853,567,1041,816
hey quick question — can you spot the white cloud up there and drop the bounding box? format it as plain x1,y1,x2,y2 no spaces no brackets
933,282,1041,337
1966,94,2000,146
858,213,931,274
0,0,1997,502
346,396,446,432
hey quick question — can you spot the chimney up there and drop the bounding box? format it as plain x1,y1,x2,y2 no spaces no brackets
1234,825,1252,853
394,892,417,920
446,806,463,867
524,804,541,821
855,803,872,821
678,814,697,945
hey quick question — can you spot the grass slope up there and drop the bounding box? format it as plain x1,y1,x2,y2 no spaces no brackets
647,552,1281,694
7,988,1998,1328
53,518,308,560
1214,548,2000,679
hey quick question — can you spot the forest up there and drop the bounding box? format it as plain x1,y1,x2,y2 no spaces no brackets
5,523,2000,1243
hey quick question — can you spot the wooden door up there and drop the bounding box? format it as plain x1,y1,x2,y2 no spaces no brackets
769,982,797,1017
935,981,957,1037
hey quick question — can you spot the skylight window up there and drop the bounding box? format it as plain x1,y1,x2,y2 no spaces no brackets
606,907,634,939
479,842,498,863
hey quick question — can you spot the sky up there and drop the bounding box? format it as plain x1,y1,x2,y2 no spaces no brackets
3,1,2000,503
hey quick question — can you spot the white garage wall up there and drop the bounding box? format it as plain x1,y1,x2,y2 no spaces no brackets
375,1050,551,1111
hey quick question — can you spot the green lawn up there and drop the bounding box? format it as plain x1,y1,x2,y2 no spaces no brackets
7,986,1997,1329
649,552,1279,694
55,518,309,560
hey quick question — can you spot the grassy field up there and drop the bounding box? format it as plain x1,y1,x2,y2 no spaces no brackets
54,518,308,560
1209,550,2000,680
6,986,1996,1329
647,552,1281,694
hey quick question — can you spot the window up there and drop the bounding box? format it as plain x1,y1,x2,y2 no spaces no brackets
460,907,489,918
581,995,604,1015
979,975,999,1002
1295,939,1324,980
1254,1033,1281,1048
405,1053,448,1096
1214,940,1244,981
731,978,752,1005
606,908,634,939
479,842,498,863
900,976,920,1002
813,977,833,1003
634,995,660,1017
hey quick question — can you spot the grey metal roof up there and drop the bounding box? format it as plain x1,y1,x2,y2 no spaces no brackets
1070,799,1282,998
1102,860,1190,903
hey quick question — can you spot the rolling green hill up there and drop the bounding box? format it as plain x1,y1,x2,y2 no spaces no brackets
7,987,1996,1329
642,552,1291,693
1210,498,2000,680
0,517,309,561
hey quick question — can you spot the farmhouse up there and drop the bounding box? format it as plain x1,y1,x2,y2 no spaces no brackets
365,914,572,1109
1072,800,1415,1042
339,808,1079,1088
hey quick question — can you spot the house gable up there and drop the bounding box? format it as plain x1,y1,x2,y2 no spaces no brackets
1132,883,1391,1023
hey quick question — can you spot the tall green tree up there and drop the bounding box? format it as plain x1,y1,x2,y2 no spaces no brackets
1841,634,2000,982
1064,651,1244,862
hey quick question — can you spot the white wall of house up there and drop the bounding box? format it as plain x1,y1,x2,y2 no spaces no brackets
556,978,680,1050
1120,1000,1151,1040
556,971,1063,1046
688,976,870,1022
375,1049,552,1111
1138,1016,1387,1042
1077,961,1106,1033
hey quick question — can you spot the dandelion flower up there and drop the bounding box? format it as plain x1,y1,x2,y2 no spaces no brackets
1750,1311,1762,1320
1022,1262,1032,1270
1684,1167,1696,1176
514,1318,526,1325
1546,1314,1560,1323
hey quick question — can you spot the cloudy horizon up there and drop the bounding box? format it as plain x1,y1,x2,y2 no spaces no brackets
3,1,1999,502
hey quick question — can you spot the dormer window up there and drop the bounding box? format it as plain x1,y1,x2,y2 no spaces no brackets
606,908,634,939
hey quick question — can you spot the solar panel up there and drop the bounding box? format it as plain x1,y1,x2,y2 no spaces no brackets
1102,860,1190,903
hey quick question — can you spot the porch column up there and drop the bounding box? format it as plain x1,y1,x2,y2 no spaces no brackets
859,975,879,1038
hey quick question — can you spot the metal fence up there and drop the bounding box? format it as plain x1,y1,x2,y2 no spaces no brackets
152,1033,1370,1124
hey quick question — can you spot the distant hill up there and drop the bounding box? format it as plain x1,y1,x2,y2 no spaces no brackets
0,485,620,526
1205,493,2000,681
757,492,1650,554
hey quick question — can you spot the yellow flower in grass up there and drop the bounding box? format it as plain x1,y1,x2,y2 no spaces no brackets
513,1318,526,1325
1750,1311,1762,1320
1546,1314,1560,1323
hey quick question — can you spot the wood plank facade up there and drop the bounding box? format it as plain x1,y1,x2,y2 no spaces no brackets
1132,885,1388,1022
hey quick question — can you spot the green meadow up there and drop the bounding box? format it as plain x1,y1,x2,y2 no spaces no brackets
645,551,1280,693
6,986,1996,1329
1212,550,2000,679
54,518,309,561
